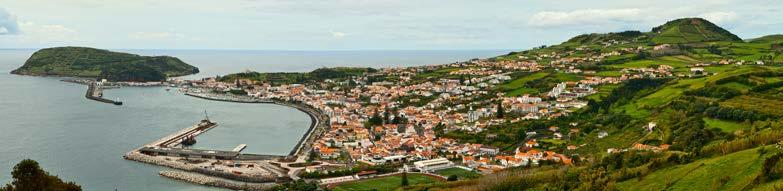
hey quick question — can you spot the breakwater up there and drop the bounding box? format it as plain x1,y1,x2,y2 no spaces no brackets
85,82,123,105
159,171,275,191
124,120,281,184
124,147,278,183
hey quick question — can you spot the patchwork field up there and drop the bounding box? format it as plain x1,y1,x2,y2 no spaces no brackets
704,117,751,133
722,95,783,116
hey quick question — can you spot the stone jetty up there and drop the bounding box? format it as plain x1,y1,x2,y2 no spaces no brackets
159,171,276,191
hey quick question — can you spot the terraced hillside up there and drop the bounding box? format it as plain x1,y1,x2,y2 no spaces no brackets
407,17,783,191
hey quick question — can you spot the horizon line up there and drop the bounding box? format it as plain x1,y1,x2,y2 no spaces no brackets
0,47,519,52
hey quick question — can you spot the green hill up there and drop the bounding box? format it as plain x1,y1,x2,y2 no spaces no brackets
650,18,742,44
11,47,199,81
748,34,783,43
419,17,783,191
219,67,377,86
562,31,647,46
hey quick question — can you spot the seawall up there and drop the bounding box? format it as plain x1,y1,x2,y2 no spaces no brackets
85,82,123,105
159,171,276,191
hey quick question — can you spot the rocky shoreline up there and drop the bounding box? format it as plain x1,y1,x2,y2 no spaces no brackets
123,151,277,183
159,171,276,191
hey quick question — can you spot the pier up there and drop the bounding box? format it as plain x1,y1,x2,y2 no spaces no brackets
151,120,218,147
232,144,247,152
125,119,288,186
85,82,123,105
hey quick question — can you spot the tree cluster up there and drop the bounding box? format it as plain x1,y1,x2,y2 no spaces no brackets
1,159,81,191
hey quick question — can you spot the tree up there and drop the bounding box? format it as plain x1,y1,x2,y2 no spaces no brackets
433,123,446,137
368,112,384,127
401,172,409,186
2,159,81,191
447,175,458,181
272,179,318,191
496,102,505,118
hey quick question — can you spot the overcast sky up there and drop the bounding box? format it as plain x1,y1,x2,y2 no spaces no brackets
0,0,781,50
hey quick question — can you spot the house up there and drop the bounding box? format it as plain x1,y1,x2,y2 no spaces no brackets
690,67,705,75
646,122,657,132
597,131,609,139
479,146,500,156
525,140,539,148
653,44,672,50
318,147,340,159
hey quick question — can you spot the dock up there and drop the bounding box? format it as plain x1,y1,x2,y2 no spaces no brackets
85,82,123,105
147,120,218,147
233,144,247,152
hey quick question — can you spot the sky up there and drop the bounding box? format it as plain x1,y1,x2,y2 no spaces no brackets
0,0,781,50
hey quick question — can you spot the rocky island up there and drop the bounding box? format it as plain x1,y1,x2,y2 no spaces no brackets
11,47,199,81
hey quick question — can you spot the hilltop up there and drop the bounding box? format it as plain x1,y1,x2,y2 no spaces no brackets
11,47,199,81
650,17,742,44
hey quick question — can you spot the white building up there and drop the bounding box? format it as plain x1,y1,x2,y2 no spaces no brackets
413,158,454,172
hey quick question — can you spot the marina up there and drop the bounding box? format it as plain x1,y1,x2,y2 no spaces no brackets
122,96,328,189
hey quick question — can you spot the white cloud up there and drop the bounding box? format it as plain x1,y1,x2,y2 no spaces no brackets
17,22,81,44
0,8,20,35
331,31,346,38
699,11,738,25
129,31,186,40
528,8,644,27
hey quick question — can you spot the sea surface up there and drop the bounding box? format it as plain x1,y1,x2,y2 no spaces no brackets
0,49,508,190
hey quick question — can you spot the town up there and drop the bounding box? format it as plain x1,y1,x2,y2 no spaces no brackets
163,42,703,186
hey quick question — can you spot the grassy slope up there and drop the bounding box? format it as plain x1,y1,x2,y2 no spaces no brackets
434,167,481,180
618,147,775,191
704,117,751,133
722,95,783,116
615,66,772,118
500,72,549,96
333,174,441,191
